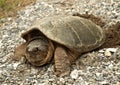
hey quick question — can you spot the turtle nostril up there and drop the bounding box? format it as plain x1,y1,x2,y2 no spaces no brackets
26,46,39,53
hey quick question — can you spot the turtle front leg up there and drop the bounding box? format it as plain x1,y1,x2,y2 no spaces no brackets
54,47,78,77
14,42,27,60
54,47,70,77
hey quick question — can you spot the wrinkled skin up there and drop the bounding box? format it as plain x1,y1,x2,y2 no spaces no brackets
25,39,50,66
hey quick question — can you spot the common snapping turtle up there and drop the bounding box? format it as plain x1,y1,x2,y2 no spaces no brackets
14,14,120,77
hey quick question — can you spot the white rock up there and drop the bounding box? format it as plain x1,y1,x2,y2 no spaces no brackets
70,69,79,79
108,63,113,69
38,80,50,85
115,72,120,75
104,50,112,57
6,64,13,69
13,62,20,69
115,82,120,85
59,77,65,83
38,83,46,85
30,67,38,74
99,80,109,84
74,76,89,85
106,48,117,53
98,49,105,53
95,72,101,77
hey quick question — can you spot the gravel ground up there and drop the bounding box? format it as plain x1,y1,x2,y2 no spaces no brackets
0,0,120,85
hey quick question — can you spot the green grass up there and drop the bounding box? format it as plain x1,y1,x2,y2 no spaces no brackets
0,0,6,9
0,0,19,18
0,0,36,19
0,0,36,27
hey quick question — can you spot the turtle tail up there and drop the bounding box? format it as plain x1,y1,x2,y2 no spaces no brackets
100,22,120,48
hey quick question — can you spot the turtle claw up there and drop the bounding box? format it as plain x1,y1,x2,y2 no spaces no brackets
55,69,70,77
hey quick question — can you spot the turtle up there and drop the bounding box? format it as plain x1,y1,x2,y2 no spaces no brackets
14,14,120,77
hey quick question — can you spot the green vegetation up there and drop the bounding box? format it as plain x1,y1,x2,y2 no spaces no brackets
0,0,6,9
0,0,19,18
0,0,36,19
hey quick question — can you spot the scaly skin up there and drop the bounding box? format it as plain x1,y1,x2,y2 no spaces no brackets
14,43,27,60
54,46,79,77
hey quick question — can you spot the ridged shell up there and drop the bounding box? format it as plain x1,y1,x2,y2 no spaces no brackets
22,16,105,52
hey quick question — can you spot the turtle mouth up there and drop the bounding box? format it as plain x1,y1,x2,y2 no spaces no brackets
29,59,46,66
25,54,47,66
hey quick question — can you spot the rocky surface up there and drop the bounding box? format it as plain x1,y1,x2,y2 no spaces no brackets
0,0,120,85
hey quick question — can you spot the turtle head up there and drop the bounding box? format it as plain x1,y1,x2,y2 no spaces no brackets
21,28,54,66
25,38,54,66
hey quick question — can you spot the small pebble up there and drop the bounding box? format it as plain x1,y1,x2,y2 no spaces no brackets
104,50,112,57
106,48,117,53
108,63,113,69
70,69,79,79
13,62,20,70
115,82,120,85
99,49,105,53
59,77,65,83
99,80,109,85
30,67,38,74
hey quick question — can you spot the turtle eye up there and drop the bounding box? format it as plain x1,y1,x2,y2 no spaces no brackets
32,47,39,53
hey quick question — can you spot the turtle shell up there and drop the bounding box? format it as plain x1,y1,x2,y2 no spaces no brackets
22,15,105,53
